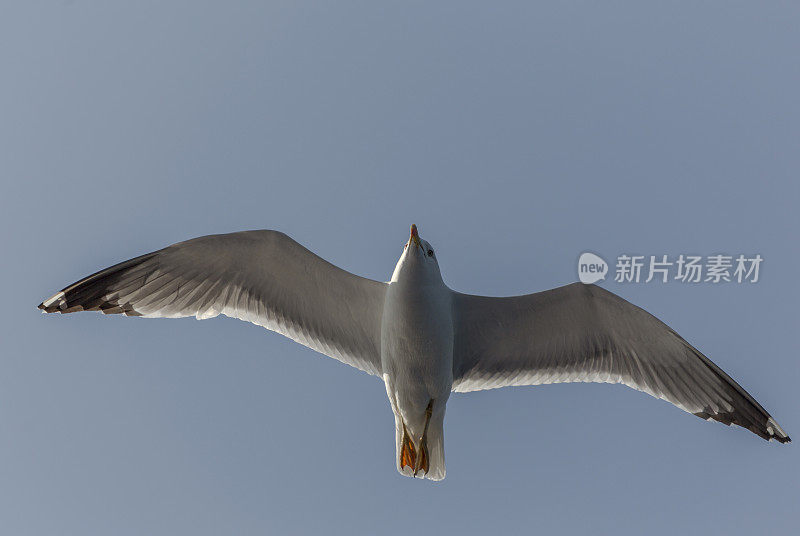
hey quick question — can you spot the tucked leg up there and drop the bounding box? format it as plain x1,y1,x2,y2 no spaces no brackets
414,400,434,477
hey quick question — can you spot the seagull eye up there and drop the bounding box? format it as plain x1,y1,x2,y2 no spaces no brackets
427,249,434,257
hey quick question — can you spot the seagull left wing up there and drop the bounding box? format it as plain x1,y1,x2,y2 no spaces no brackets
39,231,387,376
452,283,789,443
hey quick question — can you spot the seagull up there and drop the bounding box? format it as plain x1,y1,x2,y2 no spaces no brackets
39,225,790,480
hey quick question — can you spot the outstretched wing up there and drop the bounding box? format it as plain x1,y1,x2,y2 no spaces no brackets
451,283,789,443
39,230,387,376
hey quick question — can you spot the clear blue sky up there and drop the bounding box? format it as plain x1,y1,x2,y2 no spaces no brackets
2,2,798,534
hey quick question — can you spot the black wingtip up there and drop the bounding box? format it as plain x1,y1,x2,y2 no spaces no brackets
38,294,63,313
37,251,157,316
767,417,791,444
694,411,791,444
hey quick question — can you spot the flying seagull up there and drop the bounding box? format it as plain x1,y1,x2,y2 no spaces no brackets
39,225,790,480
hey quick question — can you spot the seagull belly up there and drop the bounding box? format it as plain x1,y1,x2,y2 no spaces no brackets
380,283,453,432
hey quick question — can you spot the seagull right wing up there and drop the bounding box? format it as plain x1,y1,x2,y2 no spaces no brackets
39,230,387,377
452,283,789,443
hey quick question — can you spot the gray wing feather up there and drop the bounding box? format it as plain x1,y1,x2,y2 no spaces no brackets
452,283,789,443
39,231,386,376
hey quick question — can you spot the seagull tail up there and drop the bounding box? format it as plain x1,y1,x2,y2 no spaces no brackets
394,413,446,481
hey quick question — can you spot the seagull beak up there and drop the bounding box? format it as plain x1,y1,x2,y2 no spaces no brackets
408,224,421,250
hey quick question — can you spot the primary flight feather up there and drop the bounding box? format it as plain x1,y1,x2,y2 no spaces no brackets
39,225,790,481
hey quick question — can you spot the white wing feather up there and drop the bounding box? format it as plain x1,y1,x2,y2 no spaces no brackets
40,231,386,376
452,283,789,442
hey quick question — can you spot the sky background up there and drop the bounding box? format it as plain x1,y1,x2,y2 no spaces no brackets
2,2,798,534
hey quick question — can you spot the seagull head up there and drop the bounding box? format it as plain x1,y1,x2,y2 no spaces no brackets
390,224,443,284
